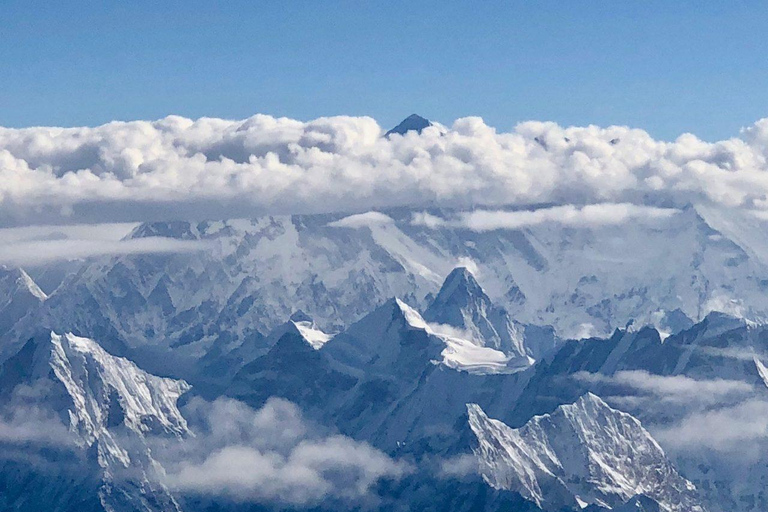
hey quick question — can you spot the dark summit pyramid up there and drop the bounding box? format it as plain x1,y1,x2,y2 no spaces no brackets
385,114,432,137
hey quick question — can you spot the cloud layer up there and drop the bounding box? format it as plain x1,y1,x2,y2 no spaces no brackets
158,397,408,506
3,114,768,224
411,203,679,231
0,223,208,266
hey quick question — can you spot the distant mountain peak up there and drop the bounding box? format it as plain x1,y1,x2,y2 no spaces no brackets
425,267,530,359
430,266,486,307
385,114,432,137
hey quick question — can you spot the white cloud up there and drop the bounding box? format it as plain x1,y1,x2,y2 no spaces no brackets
0,404,77,447
573,370,753,406
654,399,768,452
411,203,678,231
437,454,480,479
3,114,768,225
158,397,408,505
327,211,394,228
0,223,208,266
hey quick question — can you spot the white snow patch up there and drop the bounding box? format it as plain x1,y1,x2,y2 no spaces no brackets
291,320,332,350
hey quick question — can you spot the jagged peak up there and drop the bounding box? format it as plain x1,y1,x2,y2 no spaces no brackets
574,391,610,410
349,297,429,331
269,328,317,354
45,331,191,438
468,393,700,512
466,402,489,420
126,220,199,240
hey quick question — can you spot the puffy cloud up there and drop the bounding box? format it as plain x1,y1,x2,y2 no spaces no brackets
3,114,768,225
157,397,408,506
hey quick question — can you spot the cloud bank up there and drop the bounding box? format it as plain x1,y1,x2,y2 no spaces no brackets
0,223,208,266
573,370,753,406
3,114,768,225
411,203,679,231
158,397,408,506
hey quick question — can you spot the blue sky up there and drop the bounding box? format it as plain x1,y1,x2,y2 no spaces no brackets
1,1,767,140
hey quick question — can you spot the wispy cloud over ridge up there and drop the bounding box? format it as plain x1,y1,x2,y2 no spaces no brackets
411,203,678,231
3,114,768,224
0,223,208,266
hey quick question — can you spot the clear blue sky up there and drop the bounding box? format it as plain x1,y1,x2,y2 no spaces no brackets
1,1,767,140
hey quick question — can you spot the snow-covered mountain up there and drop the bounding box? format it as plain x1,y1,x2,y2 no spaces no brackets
0,266,46,336
424,266,544,361
3,203,768,511
468,394,704,512
0,331,190,512
8,203,767,381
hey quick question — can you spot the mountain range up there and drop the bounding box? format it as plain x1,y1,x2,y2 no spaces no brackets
3,191,768,510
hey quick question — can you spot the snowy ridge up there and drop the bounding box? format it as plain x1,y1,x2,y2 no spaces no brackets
4,266,47,301
468,394,705,511
0,331,190,512
48,332,190,441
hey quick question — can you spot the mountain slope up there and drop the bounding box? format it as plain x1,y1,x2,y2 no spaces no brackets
468,394,704,511
18,203,768,384
0,331,190,512
424,266,529,358
0,266,46,336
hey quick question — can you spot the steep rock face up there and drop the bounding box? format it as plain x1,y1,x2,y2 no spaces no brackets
195,312,332,394
324,298,445,379
468,394,704,512
0,266,46,335
0,332,190,512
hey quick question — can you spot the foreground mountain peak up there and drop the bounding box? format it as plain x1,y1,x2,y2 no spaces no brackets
468,394,704,511
385,114,432,137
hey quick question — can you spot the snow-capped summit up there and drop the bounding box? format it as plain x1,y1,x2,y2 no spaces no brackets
324,297,443,378
1,331,190,445
468,394,705,512
0,331,189,511
384,114,432,137
424,267,528,357
0,265,46,335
